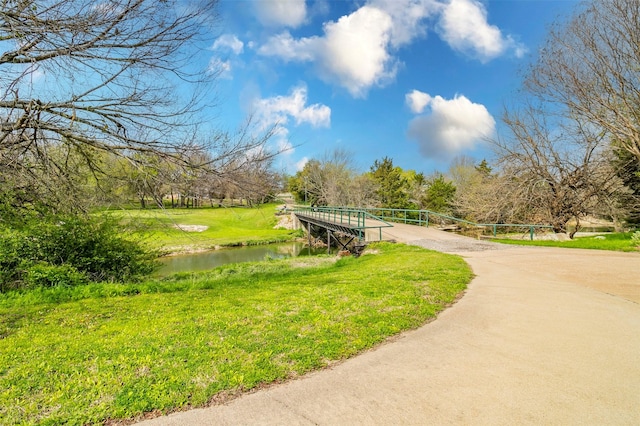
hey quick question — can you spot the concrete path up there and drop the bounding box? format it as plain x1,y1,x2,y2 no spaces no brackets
139,225,640,425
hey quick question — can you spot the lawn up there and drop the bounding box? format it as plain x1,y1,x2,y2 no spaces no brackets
492,232,639,252
105,204,300,253
0,242,472,425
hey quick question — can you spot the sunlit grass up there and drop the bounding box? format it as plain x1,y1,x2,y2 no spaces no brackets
492,232,638,252
104,204,300,252
0,242,472,425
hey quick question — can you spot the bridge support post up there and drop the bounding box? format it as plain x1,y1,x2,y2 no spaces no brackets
327,230,331,254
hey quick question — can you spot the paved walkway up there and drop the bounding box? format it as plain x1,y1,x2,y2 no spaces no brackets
139,224,640,425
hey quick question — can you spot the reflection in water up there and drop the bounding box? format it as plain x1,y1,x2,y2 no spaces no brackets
157,242,332,276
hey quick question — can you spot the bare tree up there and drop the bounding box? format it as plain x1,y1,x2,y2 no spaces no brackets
449,156,511,223
348,173,378,208
291,149,363,206
0,0,277,212
495,102,629,237
526,0,640,162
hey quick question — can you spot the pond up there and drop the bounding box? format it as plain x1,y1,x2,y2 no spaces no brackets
156,242,334,276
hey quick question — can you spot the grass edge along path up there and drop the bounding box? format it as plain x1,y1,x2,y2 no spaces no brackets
0,242,472,425
491,232,638,252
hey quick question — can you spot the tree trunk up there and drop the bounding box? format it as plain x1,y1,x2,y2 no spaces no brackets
568,217,580,239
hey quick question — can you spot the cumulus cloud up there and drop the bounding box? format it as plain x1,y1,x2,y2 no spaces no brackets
316,6,396,97
254,85,331,130
296,157,309,171
407,92,495,159
255,0,307,28
212,34,244,54
370,0,440,47
257,0,522,97
405,89,432,114
259,6,397,97
257,31,319,62
437,0,525,62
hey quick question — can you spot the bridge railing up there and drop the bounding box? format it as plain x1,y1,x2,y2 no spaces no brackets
290,206,394,241
329,207,553,241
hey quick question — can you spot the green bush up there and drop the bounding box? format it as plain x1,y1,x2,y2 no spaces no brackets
0,229,24,288
631,230,640,247
23,263,89,289
0,215,158,292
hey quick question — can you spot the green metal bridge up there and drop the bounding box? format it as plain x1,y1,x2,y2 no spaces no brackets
290,206,394,252
290,206,553,246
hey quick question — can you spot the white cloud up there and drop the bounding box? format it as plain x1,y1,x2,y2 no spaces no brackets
295,157,309,171
370,0,440,47
407,93,495,159
253,86,330,166
212,34,244,55
207,58,232,78
254,84,331,129
257,31,319,62
405,89,432,114
255,0,307,28
257,0,523,97
316,6,396,97
259,6,397,97
437,0,525,62
277,139,294,154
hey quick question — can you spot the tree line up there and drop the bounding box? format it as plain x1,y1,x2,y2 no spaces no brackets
286,0,640,237
2,0,639,238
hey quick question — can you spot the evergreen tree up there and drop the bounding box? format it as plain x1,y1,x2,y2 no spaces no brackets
370,157,410,209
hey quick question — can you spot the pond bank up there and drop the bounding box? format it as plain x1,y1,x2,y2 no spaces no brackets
157,241,336,276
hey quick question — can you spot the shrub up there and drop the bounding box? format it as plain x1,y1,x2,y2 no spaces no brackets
631,230,640,247
23,263,89,289
0,215,159,292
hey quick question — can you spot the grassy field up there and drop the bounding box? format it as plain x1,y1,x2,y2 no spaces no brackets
105,204,300,253
0,242,472,425
493,232,638,252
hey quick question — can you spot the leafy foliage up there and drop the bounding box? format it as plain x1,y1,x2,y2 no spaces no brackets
23,264,89,289
424,174,456,214
0,215,158,292
370,157,411,209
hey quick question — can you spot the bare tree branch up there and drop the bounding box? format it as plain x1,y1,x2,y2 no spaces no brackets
526,0,640,162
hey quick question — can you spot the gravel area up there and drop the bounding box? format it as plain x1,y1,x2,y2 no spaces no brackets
409,238,510,253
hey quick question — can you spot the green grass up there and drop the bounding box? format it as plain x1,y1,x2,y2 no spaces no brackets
104,204,300,252
492,232,639,252
0,242,472,425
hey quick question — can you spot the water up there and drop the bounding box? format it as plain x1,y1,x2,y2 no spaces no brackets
157,242,333,276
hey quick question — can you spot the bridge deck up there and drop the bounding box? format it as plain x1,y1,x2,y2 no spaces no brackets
292,207,394,242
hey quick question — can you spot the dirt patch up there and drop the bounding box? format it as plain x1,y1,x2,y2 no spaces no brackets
361,248,380,256
173,224,208,232
274,213,296,230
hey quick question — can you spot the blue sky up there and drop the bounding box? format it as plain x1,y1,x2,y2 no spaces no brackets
206,0,577,175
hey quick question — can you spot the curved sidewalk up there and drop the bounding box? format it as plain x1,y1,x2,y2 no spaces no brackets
139,225,640,425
